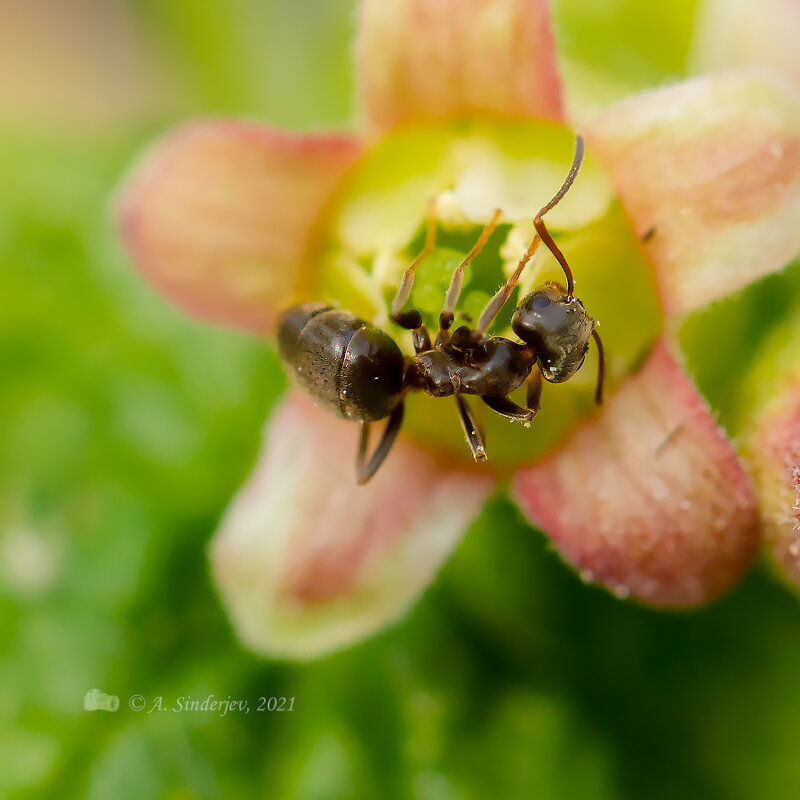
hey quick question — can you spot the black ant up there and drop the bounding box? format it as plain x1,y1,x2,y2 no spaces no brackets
277,136,604,484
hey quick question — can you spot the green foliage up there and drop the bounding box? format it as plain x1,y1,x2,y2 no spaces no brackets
552,0,700,108
679,259,800,433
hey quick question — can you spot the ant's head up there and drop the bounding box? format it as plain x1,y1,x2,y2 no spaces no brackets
511,282,594,383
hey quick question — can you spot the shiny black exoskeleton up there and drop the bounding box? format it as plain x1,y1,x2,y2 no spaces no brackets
512,282,595,383
277,135,605,484
406,334,535,398
277,303,404,423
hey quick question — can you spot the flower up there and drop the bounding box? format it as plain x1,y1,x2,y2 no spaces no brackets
117,0,800,658
737,307,800,589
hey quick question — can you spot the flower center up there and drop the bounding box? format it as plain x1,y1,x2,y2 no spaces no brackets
312,119,663,471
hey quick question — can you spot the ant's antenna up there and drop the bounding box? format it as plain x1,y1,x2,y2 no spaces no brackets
533,134,584,298
591,328,605,405
475,135,585,335
539,135,584,218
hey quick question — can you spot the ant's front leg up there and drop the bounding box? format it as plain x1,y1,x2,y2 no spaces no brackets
526,368,543,416
481,365,543,423
480,394,534,424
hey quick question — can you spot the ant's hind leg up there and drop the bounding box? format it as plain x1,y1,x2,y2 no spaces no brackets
390,203,436,353
390,201,437,331
526,368,543,416
455,395,487,462
355,401,405,485
481,394,534,424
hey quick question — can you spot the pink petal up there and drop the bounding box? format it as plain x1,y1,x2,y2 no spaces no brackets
355,0,564,135
585,71,800,315
117,122,362,334
511,340,759,606
210,393,494,658
690,0,800,87
742,379,800,587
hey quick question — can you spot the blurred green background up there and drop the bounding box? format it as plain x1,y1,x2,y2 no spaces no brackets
3,1,800,798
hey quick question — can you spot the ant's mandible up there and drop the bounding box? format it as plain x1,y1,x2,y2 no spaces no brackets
277,135,605,484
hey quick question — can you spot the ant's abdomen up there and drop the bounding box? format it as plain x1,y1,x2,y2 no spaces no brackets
277,303,405,422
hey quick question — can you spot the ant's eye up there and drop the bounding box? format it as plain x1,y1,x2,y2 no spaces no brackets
530,294,551,311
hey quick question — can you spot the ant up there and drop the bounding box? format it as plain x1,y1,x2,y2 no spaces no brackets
277,135,604,484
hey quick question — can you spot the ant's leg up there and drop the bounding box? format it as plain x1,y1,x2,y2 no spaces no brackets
412,326,432,354
357,421,370,466
591,328,605,405
455,395,487,462
439,209,502,332
474,235,542,335
481,394,534,423
390,201,437,330
526,368,543,416
390,203,435,352
355,401,405,485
